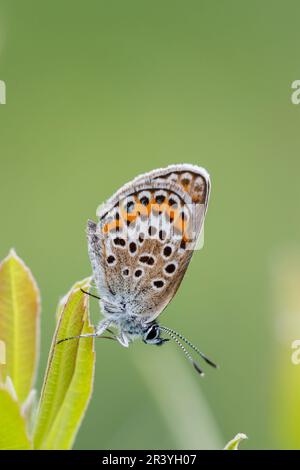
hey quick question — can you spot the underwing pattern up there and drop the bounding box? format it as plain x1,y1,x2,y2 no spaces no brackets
87,164,210,334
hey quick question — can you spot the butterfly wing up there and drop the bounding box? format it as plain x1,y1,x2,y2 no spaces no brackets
87,164,210,322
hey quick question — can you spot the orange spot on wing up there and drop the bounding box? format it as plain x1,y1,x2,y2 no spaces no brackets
181,180,190,189
103,219,123,234
169,207,179,221
136,202,148,218
174,217,185,234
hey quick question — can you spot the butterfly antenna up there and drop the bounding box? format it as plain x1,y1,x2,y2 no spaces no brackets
80,288,100,300
161,328,204,376
56,333,116,345
160,325,218,369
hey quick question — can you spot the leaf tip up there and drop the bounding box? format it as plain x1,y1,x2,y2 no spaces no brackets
1,248,17,266
224,432,248,450
3,248,24,266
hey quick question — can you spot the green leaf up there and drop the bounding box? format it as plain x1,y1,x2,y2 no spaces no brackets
0,387,31,449
33,278,95,450
54,277,92,323
224,433,248,450
0,249,40,402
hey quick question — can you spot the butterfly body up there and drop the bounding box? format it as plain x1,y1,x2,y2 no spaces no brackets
87,164,210,348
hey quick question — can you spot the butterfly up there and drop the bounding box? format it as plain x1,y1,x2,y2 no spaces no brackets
58,164,217,375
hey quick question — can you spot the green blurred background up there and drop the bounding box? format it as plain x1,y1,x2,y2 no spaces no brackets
1,0,300,449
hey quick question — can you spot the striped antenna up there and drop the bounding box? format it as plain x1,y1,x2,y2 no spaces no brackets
160,325,218,369
160,327,204,376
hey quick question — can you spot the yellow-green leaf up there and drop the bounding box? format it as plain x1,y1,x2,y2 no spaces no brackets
0,249,40,402
224,433,248,450
0,387,31,449
33,278,95,450
55,277,92,323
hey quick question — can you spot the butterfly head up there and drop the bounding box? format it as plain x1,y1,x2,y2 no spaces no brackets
142,323,169,346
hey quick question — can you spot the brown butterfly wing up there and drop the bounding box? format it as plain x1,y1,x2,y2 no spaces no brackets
87,165,210,322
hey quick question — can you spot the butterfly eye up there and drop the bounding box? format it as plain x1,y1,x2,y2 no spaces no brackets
145,325,159,341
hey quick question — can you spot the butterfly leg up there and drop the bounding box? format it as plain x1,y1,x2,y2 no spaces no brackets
96,320,130,347
56,317,115,345
96,319,112,336
116,331,130,348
